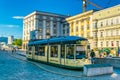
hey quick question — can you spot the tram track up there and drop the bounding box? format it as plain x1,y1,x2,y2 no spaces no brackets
6,51,85,78
2,51,120,80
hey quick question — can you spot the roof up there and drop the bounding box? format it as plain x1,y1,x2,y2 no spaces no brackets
28,36,87,46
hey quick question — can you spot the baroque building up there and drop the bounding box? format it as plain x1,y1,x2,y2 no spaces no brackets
66,10,94,49
22,11,68,50
22,4,120,50
92,4,120,49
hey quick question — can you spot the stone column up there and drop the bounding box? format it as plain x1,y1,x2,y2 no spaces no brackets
56,18,61,36
36,19,39,30
50,17,53,37
73,21,76,36
61,23,63,36
65,23,67,36
42,16,46,39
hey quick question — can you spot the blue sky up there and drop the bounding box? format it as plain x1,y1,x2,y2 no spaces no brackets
0,0,120,39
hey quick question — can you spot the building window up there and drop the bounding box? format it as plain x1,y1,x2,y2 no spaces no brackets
53,29,56,34
116,30,119,35
93,32,97,37
46,21,50,27
67,28,69,33
106,41,109,47
63,30,65,34
116,41,119,47
111,19,113,25
100,22,103,27
81,26,84,31
111,41,114,46
39,20,43,27
87,25,89,29
100,32,103,37
93,22,97,28
87,33,90,37
46,29,50,33
39,35,42,39
76,21,78,24
76,26,78,32
39,28,42,33
53,22,56,28
63,24,65,28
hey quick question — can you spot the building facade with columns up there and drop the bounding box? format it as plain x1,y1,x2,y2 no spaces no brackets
66,10,94,49
22,11,68,50
92,4,120,49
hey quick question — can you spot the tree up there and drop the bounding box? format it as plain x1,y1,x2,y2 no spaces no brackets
12,39,22,47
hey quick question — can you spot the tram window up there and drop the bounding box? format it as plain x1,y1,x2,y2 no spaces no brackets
35,46,39,55
28,46,32,54
76,45,86,59
38,46,45,56
66,45,74,59
51,46,58,57
61,45,65,58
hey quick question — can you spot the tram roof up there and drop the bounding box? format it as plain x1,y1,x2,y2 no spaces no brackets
28,36,87,45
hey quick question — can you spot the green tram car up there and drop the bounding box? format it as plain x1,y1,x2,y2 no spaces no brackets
27,36,91,69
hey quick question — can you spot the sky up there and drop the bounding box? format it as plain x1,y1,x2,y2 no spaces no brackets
0,0,120,39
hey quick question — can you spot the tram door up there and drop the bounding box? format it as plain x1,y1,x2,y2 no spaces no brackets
32,46,35,59
60,45,65,65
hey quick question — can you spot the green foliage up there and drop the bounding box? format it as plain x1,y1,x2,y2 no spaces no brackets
99,48,111,54
12,39,22,46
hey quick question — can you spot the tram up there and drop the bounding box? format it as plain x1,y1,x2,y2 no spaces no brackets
26,36,91,69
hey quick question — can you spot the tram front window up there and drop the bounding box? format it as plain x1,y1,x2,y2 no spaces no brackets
66,45,74,59
51,46,58,57
76,45,86,59
38,46,45,56
28,46,32,54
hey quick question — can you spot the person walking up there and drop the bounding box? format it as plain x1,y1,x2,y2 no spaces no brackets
12,49,14,54
90,49,95,64
118,47,120,57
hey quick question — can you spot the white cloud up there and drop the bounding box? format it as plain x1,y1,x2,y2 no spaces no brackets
0,24,19,28
12,16,24,19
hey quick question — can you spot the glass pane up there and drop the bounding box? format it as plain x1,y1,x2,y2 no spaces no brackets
66,45,74,59
76,45,86,59
51,46,58,57
38,46,45,56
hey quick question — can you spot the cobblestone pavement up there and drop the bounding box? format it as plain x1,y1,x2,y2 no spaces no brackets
0,50,120,80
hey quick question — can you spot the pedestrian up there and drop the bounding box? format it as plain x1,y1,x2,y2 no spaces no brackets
90,49,95,64
118,47,120,57
14,48,16,53
12,49,14,54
